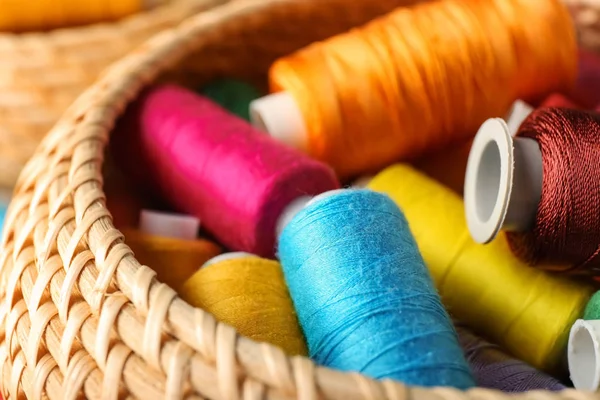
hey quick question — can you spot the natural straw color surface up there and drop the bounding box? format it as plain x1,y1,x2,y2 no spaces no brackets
564,0,600,52
0,0,591,398
0,0,227,189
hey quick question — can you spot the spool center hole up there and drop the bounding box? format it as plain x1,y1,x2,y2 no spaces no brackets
572,326,598,390
475,140,502,222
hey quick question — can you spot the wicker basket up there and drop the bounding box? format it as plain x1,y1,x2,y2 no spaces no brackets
0,0,230,189
565,0,600,52
0,0,595,398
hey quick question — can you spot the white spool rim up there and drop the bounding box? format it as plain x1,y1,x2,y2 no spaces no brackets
202,252,258,268
464,118,513,244
249,92,309,151
352,176,374,188
139,209,200,241
505,99,534,137
568,319,600,391
276,189,349,240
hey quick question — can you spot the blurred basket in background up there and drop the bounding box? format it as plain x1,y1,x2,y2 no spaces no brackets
0,0,227,188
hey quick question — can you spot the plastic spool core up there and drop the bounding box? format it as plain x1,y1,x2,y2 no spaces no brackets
505,100,534,136
464,118,543,244
568,319,600,391
249,92,309,151
203,252,256,267
276,190,348,239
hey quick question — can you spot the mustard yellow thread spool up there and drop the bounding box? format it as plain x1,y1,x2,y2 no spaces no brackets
180,253,308,356
366,163,593,372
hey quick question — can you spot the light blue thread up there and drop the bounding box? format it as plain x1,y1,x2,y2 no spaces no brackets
278,189,474,388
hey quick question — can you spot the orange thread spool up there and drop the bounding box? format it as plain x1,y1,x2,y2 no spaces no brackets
258,0,576,178
121,228,221,291
0,0,164,32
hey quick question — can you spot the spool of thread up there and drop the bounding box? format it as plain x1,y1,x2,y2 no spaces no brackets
179,253,307,356
457,325,566,392
200,79,263,122
366,163,593,371
505,94,580,136
465,108,600,273
111,84,339,257
585,291,600,320
0,0,165,32
249,0,576,178
278,189,474,388
121,228,221,291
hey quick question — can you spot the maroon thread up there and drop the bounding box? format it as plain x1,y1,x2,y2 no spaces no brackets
506,107,600,273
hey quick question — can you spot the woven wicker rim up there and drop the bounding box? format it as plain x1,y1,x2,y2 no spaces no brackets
0,0,227,188
1,0,593,398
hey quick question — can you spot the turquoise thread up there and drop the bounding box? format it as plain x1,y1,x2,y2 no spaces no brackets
278,189,474,388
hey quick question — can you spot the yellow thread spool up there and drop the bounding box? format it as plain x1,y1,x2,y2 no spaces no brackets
121,228,221,291
180,254,308,356
367,164,594,372
0,0,165,32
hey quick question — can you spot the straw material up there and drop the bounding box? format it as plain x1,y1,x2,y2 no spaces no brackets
564,0,600,52
0,0,229,189
0,0,596,398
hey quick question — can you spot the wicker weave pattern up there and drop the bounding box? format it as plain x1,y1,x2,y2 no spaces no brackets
0,0,597,398
565,0,600,53
0,0,229,189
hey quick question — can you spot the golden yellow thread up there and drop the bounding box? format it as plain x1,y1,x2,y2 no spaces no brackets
367,164,593,371
122,229,221,291
269,0,576,178
180,256,308,356
0,0,159,32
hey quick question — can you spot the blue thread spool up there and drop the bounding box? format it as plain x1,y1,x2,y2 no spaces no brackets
277,189,474,388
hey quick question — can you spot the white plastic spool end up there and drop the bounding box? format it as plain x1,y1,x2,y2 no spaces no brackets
249,92,309,151
505,99,534,137
202,252,258,268
569,319,600,391
464,118,543,244
276,190,348,239
352,175,374,188
139,210,200,241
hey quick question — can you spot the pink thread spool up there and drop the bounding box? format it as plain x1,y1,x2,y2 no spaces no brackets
111,84,339,257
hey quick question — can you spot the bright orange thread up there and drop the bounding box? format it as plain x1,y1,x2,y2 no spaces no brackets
0,0,157,32
269,0,577,178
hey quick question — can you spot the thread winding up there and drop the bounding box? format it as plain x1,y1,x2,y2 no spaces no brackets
111,84,339,257
507,108,600,273
0,0,153,32
121,228,222,291
278,189,474,388
367,164,593,371
180,255,307,356
457,326,566,392
268,0,576,178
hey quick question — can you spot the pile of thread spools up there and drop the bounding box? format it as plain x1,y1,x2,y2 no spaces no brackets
103,0,600,392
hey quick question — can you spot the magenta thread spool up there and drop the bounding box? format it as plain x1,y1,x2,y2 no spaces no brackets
111,84,339,257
